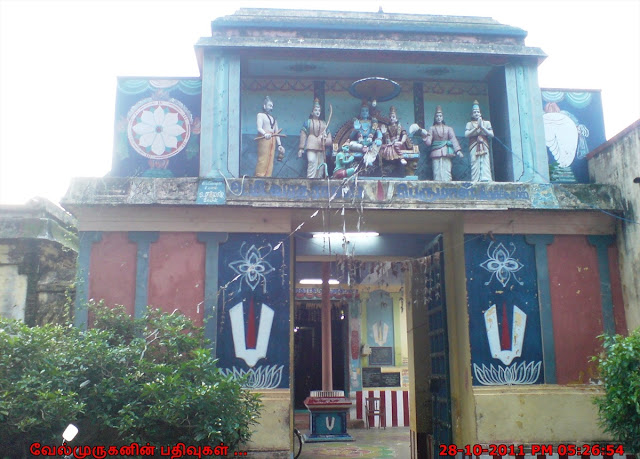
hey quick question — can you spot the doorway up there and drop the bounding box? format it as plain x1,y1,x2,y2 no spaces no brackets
292,232,453,458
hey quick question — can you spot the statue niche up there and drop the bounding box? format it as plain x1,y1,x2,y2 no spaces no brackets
332,104,419,178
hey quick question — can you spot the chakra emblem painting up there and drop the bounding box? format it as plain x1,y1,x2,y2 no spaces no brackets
229,243,275,293
480,241,524,287
127,99,192,160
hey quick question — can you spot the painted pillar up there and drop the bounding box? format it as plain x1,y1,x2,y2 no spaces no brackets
128,232,159,319
525,235,557,383
504,63,549,183
348,298,363,392
200,52,240,178
74,231,102,329
321,262,333,391
197,232,228,353
588,235,616,336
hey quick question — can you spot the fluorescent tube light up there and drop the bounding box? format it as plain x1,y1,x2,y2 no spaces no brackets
311,232,379,239
299,278,340,285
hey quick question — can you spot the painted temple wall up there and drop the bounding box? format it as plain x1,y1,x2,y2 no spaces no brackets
147,232,205,327
463,233,625,444
88,232,137,316
357,284,409,389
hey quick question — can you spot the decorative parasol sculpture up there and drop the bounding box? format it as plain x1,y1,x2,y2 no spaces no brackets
348,77,401,107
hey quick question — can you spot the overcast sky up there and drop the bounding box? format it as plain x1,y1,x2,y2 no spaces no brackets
1,0,638,205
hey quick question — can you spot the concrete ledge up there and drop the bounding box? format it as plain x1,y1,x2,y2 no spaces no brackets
62,177,623,213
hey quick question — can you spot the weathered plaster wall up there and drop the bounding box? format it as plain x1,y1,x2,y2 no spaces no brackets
474,386,610,443
0,263,28,320
0,199,77,325
588,120,640,331
243,389,291,456
547,235,626,384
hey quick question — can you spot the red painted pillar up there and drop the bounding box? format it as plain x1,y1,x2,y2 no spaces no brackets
321,262,333,391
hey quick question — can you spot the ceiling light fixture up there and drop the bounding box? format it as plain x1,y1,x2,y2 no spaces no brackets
311,232,379,239
299,279,340,285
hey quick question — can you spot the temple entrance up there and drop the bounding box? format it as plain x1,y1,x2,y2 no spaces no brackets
293,232,452,458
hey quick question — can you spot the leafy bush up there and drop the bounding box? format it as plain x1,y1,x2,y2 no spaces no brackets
592,330,640,454
0,304,261,456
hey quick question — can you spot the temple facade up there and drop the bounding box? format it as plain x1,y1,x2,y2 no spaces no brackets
62,9,631,457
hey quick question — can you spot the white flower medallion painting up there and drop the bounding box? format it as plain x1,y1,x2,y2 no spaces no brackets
127,100,191,159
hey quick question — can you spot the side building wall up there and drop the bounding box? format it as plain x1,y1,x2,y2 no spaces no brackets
588,120,640,331
0,199,77,325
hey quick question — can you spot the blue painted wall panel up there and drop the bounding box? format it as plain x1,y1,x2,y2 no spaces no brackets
541,90,606,183
366,290,395,366
216,233,290,389
111,78,202,177
465,234,544,386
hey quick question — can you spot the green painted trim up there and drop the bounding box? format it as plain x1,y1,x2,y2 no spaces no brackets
227,57,241,177
525,234,556,383
515,64,535,183
75,231,102,329
197,232,229,354
128,232,159,319
504,65,523,182
200,53,216,177
587,235,616,336
523,64,549,183
212,55,230,178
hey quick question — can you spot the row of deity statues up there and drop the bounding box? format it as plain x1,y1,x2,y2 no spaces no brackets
253,96,494,182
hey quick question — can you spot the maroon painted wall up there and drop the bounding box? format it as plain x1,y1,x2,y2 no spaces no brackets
147,232,205,326
547,236,625,384
89,232,137,316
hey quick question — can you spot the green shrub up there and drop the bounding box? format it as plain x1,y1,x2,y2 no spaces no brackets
0,304,261,456
592,330,640,454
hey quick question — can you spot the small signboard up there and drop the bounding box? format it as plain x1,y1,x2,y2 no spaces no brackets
362,367,381,387
380,372,401,387
369,346,393,366
362,367,401,387
196,180,226,205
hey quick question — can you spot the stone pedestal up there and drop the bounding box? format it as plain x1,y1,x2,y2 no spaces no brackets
303,390,354,442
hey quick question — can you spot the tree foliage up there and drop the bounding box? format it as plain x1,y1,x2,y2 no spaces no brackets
593,330,640,454
0,304,261,456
